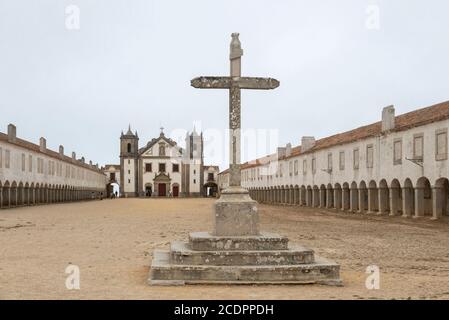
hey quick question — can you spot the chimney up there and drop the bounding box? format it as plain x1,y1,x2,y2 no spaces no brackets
59,145,64,157
39,137,46,152
7,124,16,143
277,147,286,159
301,136,316,153
72,152,76,160
285,143,292,157
382,105,395,132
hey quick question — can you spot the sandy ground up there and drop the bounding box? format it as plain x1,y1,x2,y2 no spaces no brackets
0,198,449,300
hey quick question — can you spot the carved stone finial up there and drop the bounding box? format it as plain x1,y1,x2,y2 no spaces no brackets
230,32,243,60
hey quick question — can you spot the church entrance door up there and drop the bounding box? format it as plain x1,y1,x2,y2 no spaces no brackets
158,183,166,197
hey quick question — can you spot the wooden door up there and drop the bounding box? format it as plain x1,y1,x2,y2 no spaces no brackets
158,183,166,197
173,186,179,197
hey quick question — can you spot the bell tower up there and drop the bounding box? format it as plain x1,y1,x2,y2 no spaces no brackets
120,125,139,197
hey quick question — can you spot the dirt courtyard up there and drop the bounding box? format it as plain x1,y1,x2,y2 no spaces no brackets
0,198,449,300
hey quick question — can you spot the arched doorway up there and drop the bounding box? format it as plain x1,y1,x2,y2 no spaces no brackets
154,173,171,197
145,183,153,197
106,182,120,198
203,182,218,197
172,183,180,197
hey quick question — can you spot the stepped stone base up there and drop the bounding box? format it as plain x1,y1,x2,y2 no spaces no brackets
148,232,342,286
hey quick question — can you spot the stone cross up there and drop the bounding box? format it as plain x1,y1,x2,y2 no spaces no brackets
191,33,279,189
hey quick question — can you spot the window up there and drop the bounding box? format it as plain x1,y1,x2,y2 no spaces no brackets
413,134,424,160
110,172,116,181
208,173,214,181
279,163,283,177
435,129,448,161
159,144,166,156
366,145,374,168
159,163,166,172
294,160,298,175
145,163,152,172
127,143,131,153
303,159,307,174
128,179,131,183
194,169,196,174
353,148,359,169
38,158,44,174
21,153,25,171
327,153,333,171
339,151,345,170
128,170,130,174
312,157,316,174
193,179,196,184
5,150,10,168
172,164,179,172
393,139,402,165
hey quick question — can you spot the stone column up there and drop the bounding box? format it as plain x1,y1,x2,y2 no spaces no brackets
389,187,399,216
367,188,376,214
402,187,411,217
358,189,365,213
414,188,424,218
326,188,333,208
432,187,443,220
378,187,389,215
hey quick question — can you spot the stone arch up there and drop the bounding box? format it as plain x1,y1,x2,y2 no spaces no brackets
416,177,432,217
1,181,10,208
334,183,342,210
10,181,18,207
300,185,306,206
306,186,313,207
378,179,390,215
389,179,402,216
326,183,334,209
434,178,449,219
342,182,350,211
358,181,368,213
17,182,24,206
350,181,359,212
288,185,294,204
368,180,378,214
319,184,327,208
294,185,299,205
312,185,320,207
402,178,415,217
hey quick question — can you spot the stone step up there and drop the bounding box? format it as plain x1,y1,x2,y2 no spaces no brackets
149,250,342,286
188,231,289,251
170,241,314,266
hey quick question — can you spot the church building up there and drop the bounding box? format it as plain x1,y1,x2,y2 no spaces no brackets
116,126,218,198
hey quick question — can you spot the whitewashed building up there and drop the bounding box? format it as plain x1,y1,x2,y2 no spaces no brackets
118,126,218,197
0,124,107,209
218,101,449,220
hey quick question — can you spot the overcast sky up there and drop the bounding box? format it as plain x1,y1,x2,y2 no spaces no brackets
1,0,449,170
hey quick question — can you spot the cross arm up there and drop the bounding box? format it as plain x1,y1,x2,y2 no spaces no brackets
191,76,280,90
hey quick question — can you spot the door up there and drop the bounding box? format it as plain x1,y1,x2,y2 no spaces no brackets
173,186,179,197
158,183,166,197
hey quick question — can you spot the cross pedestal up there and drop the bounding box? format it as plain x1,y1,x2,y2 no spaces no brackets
148,33,342,286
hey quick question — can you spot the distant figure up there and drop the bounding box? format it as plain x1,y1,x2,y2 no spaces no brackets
168,190,172,198
115,191,118,198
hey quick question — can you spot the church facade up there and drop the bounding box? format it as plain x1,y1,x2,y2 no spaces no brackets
116,127,218,198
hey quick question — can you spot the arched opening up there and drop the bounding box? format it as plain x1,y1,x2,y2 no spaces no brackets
127,143,132,153
107,182,120,198
306,186,313,207
350,182,359,212
10,181,17,207
368,180,378,214
18,182,24,206
358,181,368,213
24,183,30,206
378,179,390,215
434,178,449,219
319,184,327,208
294,185,299,205
390,179,402,216
403,178,414,217
334,183,342,210
203,181,218,198
300,186,306,206
342,182,350,211
416,177,432,217
1,181,10,208
312,186,320,207
327,183,334,208
172,183,180,197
